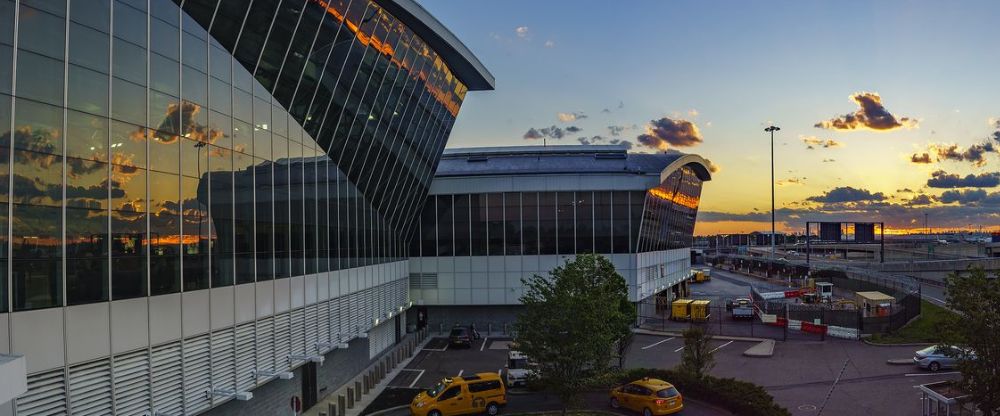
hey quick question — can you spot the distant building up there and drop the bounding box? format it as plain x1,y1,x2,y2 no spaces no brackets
407,145,712,326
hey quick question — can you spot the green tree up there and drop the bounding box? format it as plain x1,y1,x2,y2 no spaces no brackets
678,326,715,379
944,267,1000,415
514,253,636,413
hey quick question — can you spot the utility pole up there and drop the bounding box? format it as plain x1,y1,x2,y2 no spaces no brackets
764,125,780,279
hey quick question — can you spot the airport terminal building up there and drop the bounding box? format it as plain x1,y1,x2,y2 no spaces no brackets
0,0,492,414
407,146,712,328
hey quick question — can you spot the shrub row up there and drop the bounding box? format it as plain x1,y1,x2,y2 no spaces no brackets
594,368,791,416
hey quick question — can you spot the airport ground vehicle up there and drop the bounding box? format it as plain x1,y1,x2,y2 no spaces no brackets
670,299,693,321
726,298,754,319
410,373,507,416
609,377,684,415
504,350,536,387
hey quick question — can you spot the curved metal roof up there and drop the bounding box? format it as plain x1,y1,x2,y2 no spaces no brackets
374,0,495,90
436,145,713,180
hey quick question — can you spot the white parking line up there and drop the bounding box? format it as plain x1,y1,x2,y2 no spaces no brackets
480,337,489,351
905,372,960,377
709,341,734,354
423,344,449,352
641,337,675,350
673,346,684,353
408,369,426,388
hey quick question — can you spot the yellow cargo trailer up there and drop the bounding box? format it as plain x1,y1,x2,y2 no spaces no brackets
671,299,694,321
690,300,712,322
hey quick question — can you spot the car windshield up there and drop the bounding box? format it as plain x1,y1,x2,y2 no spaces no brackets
656,387,680,398
426,381,447,397
509,358,528,369
450,328,466,337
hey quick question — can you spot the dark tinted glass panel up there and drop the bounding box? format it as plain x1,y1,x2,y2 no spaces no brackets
209,45,230,83
111,210,146,299
181,175,209,290
111,78,147,125
12,204,62,310
210,145,233,286
111,121,146,169
112,38,146,84
69,22,110,72
15,51,64,105
13,98,62,154
612,191,630,254
149,90,180,135
66,110,109,161
556,192,574,254
0,2,11,46
66,158,107,209
66,207,108,304
0,45,10,94
12,153,61,207
485,193,503,255
594,191,612,253
630,191,645,253
149,133,179,174
504,193,521,255
150,53,180,96
453,194,470,256
150,17,179,60
209,77,231,115
113,2,146,47
150,0,178,26
255,161,272,280
70,0,110,31
470,194,486,255
181,66,208,105
234,152,254,283
538,192,556,255
576,191,593,254
149,170,180,294
435,195,452,256
521,192,538,255
182,31,207,72
233,88,252,123
68,64,110,116
18,5,65,58
418,197,434,257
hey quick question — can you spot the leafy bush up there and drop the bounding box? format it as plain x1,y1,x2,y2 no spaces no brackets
594,368,791,416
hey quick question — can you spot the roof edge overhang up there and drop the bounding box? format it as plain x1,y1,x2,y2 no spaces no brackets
660,154,713,182
374,0,495,91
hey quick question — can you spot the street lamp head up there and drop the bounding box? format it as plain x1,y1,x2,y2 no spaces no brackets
764,125,780,132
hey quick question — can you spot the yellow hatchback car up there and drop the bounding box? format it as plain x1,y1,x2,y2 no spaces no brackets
410,373,507,416
609,378,684,416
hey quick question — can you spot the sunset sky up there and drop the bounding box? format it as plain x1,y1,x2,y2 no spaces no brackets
418,0,1000,236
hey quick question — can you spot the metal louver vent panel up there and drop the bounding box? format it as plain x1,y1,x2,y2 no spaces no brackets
68,359,112,416
151,341,184,416
274,313,291,370
16,369,67,416
290,308,305,356
235,323,256,391
256,318,275,375
183,335,211,414
113,349,151,416
333,297,346,341
409,273,438,288
211,329,235,393
305,305,319,354
317,301,330,346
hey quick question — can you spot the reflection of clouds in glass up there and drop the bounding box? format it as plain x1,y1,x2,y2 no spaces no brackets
67,157,105,178
177,101,226,145
13,126,60,154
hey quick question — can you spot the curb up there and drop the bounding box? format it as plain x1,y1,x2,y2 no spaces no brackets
364,404,409,416
633,328,769,343
862,339,936,347
742,339,775,358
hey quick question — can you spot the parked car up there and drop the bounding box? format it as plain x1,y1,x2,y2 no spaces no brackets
913,345,973,372
504,350,537,387
448,326,473,348
609,377,683,416
410,373,507,416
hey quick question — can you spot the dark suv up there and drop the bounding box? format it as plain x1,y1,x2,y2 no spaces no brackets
449,326,473,348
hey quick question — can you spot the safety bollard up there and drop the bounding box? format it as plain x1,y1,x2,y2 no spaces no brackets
338,395,346,415
355,381,362,401
328,402,337,416
363,374,370,394
346,388,355,409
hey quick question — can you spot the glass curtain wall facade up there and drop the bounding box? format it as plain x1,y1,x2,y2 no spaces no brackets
0,0,469,314
410,168,704,259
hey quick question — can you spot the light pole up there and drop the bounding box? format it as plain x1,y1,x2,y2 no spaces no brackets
764,125,780,279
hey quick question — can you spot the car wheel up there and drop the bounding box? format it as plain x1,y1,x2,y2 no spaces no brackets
486,402,500,415
610,397,620,409
929,361,941,372
643,408,653,416
429,411,442,416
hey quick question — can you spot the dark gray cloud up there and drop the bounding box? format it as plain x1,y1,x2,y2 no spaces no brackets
905,194,935,206
523,128,544,140
806,186,887,203
564,126,582,134
815,92,917,131
912,141,997,166
636,117,702,150
938,189,988,204
577,136,634,150
910,153,932,164
926,170,1000,188
523,125,581,140
822,158,836,163
608,125,625,136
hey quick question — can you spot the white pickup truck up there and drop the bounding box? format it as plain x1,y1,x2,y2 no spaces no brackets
505,350,537,387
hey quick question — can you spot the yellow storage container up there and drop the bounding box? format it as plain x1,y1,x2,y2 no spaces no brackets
671,299,694,321
690,300,712,322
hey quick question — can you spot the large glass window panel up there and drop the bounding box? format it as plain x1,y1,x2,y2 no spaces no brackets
435,194,452,256
111,209,146,299
66,110,109,162
182,31,207,72
149,133,179,175
521,192,538,255
209,77,232,115
273,160,290,277
112,38,146,85
486,193,504,256
234,151,254,283
233,119,252,155
232,60,253,94
209,145,233,286
233,88,252,123
538,192,557,255
150,53,180,97
255,161,272,280
418,197,434,257
111,121,146,169
150,0,178,27
18,5,65,58
207,110,231,148
150,17,179,60
612,191,630,254
66,158,108,209
271,0,325,105
113,1,146,47
149,170,180,294
208,45,231,84
576,191,593,254
253,0,302,91
0,2,11,46
453,194,470,256
504,192,521,256
470,194,486,256
630,191,646,253
181,66,208,105
13,98,62,154
12,150,61,207
149,91,180,135
68,64,110,116
181,175,209,290
70,0,109,31
231,0,277,72
594,191,612,253
12,204,62,310
111,78,146,125
0,45,10,94
68,22,110,72
15,51,64,105
556,192,575,254
66,207,109,304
